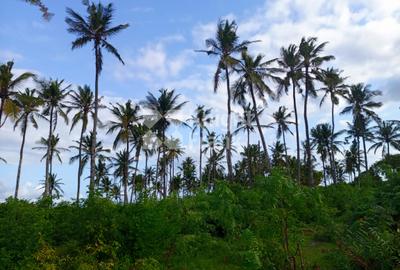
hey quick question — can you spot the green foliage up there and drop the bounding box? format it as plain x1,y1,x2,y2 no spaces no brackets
1,170,400,269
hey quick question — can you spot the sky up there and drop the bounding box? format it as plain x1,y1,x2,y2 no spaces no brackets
1,0,400,200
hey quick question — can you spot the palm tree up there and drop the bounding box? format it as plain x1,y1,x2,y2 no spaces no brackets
344,141,359,181
203,131,224,183
270,106,294,159
66,1,129,193
38,79,70,195
129,123,149,202
40,173,64,199
188,105,214,182
12,89,42,198
107,100,140,204
277,44,302,182
270,141,286,167
0,157,6,163
142,89,187,198
369,121,400,157
66,85,95,202
233,51,282,170
299,37,334,186
33,134,69,175
311,123,343,184
111,149,134,202
165,137,185,185
0,61,35,127
318,67,347,182
341,83,382,170
70,133,110,192
197,19,254,180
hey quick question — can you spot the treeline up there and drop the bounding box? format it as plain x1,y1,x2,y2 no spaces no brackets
1,1,399,204
1,163,400,269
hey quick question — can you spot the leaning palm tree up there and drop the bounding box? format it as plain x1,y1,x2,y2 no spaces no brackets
141,89,187,198
277,44,302,182
270,106,294,159
66,85,95,202
38,79,70,195
107,100,140,204
197,19,254,180
188,105,214,182
0,61,35,127
318,67,347,182
369,121,400,157
233,51,282,170
341,83,382,170
299,37,334,186
66,1,129,194
33,134,69,176
12,89,43,198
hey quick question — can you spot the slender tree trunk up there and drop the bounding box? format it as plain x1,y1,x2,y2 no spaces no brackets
0,98,4,128
304,67,314,186
224,67,233,180
15,117,28,199
156,147,160,183
291,77,301,183
249,84,271,171
162,129,167,198
247,129,250,148
123,139,129,204
330,98,337,183
356,136,361,175
387,142,390,156
144,151,148,190
90,43,100,196
321,158,327,187
362,135,368,171
282,131,288,160
130,145,141,203
76,122,85,203
45,106,54,196
328,148,335,184
199,127,203,183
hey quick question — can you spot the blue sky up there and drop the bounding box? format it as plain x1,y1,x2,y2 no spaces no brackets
1,0,400,200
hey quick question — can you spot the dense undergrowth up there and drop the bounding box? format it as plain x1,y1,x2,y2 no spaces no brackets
1,169,400,269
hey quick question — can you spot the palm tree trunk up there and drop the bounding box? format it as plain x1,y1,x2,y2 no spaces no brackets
328,148,335,184
89,43,100,196
304,67,314,186
45,106,54,196
282,131,288,160
362,135,368,171
199,127,203,183
162,129,167,198
247,129,250,148
356,136,361,175
291,78,301,183
130,146,141,203
224,67,233,180
387,142,390,156
321,158,327,187
15,117,28,199
0,98,5,128
123,139,129,204
330,98,337,183
249,84,271,171
144,151,148,190
76,122,85,203
156,147,160,183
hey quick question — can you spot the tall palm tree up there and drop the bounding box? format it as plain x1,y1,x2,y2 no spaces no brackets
66,1,129,194
197,20,254,180
165,137,185,185
203,131,224,183
107,100,140,204
0,61,35,127
142,89,187,198
341,83,382,170
318,67,347,182
344,140,359,181
40,173,64,199
38,79,70,195
233,103,264,147
188,105,214,182
299,37,334,186
66,85,95,202
278,44,302,182
270,106,294,159
12,89,42,198
70,133,111,191
369,121,400,157
33,134,69,175
233,51,282,170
